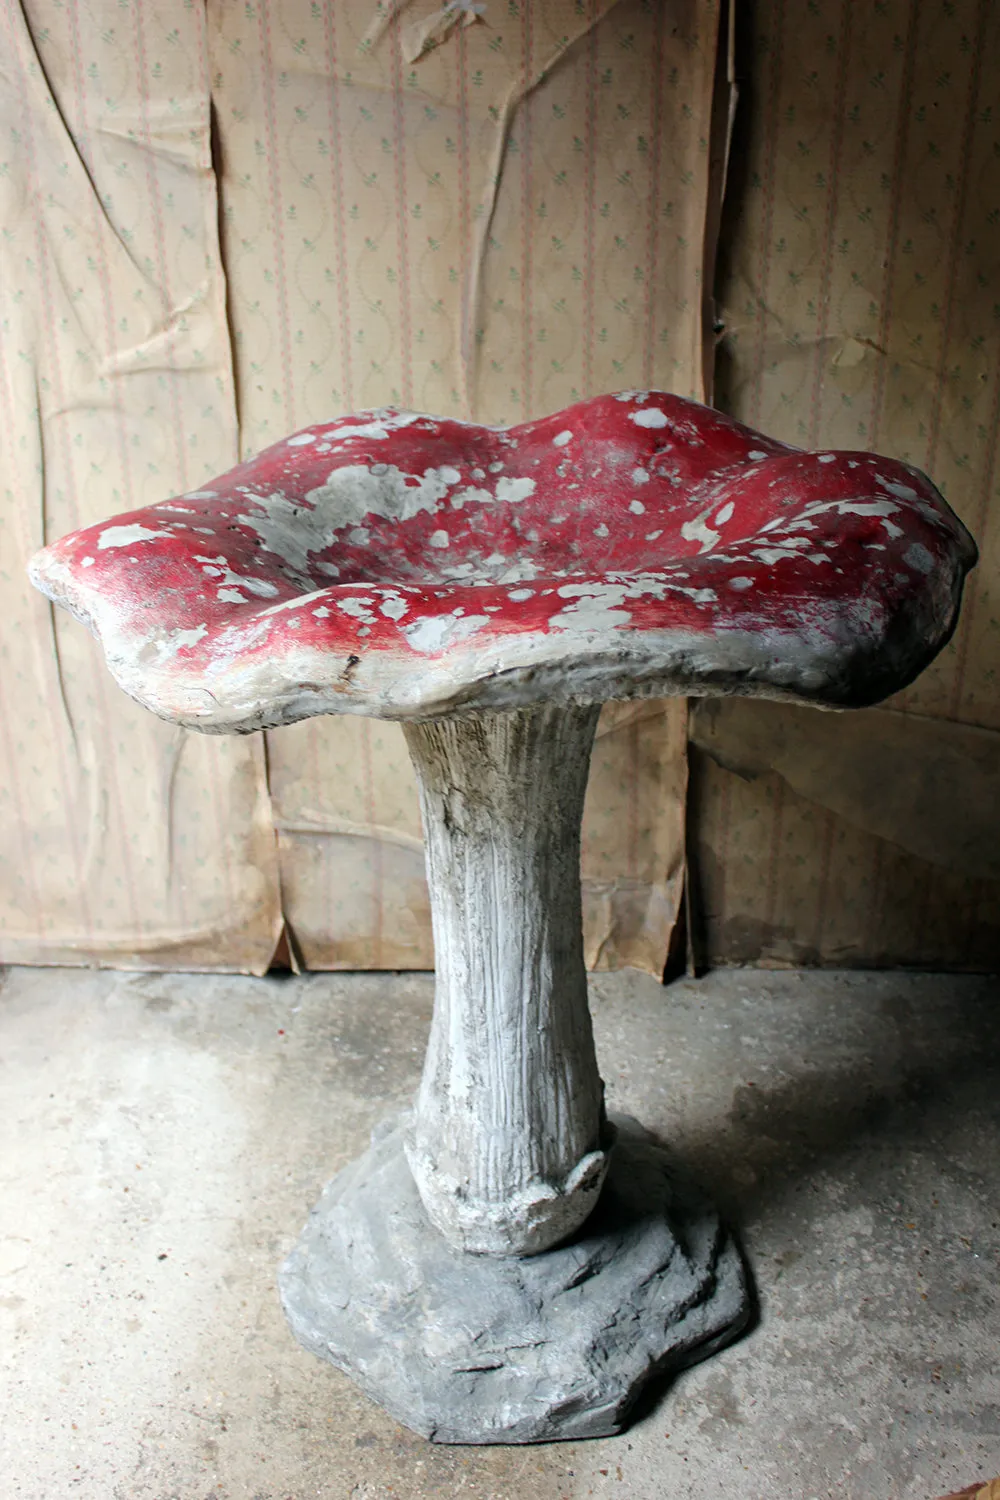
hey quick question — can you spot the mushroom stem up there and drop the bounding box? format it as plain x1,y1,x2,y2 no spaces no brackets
402,702,613,1257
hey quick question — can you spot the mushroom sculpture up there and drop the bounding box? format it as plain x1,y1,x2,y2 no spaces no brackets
29,392,976,1443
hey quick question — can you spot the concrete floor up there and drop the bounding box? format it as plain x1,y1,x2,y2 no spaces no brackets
1,964,998,1500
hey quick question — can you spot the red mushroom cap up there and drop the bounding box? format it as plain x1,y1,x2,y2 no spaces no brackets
28,392,976,731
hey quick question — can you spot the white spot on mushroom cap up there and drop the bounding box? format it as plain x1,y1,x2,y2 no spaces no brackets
429,529,450,549
752,546,813,565
152,623,208,662
593,523,610,539
98,523,172,550
325,410,422,443
904,542,935,573
422,466,459,492
495,475,536,504
715,501,735,525
817,453,836,463
183,490,218,500
729,576,754,590
630,408,669,429
508,588,534,602
755,497,901,552
313,606,330,618
233,501,319,574
287,432,317,446
451,486,492,509
380,595,408,620
631,468,650,486
549,572,715,634
237,463,453,575
629,499,646,515
876,474,919,502
403,612,490,654
217,587,247,604
680,512,721,553
553,430,573,447
194,554,279,598
338,596,376,625
81,556,95,568
747,450,767,462
258,591,327,618
494,558,539,584
551,582,633,632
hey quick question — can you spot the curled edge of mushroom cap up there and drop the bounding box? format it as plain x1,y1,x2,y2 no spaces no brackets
28,393,977,733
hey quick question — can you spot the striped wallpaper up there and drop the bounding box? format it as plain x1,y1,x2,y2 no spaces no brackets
0,0,281,971
209,0,723,972
0,0,723,974
8,0,986,974
700,0,1000,969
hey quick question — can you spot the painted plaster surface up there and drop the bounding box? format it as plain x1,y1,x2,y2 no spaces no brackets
25,389,979,1438
279,1113,747,1444
403,703,610,1255
28,392,976,733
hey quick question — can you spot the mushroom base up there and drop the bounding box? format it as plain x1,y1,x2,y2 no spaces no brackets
279,1113,751,1445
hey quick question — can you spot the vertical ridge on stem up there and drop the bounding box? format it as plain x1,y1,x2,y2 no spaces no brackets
403,702,612,1256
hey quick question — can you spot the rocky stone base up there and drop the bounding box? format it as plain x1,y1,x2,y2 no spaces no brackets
279,1114,751,1445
